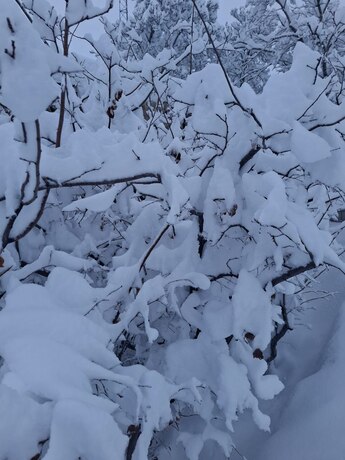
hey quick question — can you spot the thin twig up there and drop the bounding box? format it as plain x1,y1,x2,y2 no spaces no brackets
139,224,170,272
191,0,262,129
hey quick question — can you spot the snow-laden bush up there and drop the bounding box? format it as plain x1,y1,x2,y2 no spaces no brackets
1,1,345,459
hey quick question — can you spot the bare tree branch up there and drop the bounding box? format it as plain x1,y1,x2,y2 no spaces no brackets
191,0,262,129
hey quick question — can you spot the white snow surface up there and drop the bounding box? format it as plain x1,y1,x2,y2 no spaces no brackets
232,268,345,460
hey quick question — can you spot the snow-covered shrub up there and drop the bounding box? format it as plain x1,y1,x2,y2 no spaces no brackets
1,1,345,459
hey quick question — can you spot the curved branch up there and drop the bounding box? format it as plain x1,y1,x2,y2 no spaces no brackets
139,224,170,272
14,0,32,22
46,172,162,190
191,0,262,129
271,261,316,287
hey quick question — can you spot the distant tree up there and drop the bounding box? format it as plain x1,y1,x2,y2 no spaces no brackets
108,0,222,75
225,0,345,95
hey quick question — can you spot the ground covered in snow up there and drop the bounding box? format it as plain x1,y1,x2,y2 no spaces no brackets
232,266,345,460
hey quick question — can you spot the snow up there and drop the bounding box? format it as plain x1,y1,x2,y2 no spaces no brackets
66,0,113,26
63,185,123,212
0,5,60,122
232,270,279,350
291,121,331,163
131,370,176,460
1,1,345,459
2,336,118,410
4,246,95,282
0,384,51,459
257,44,320,124
204,159,236,243
178,424,233,460
0,123,26,216
0,295,118,369
44,400,127,460
243,171,287,228
165,336,275,436
233,268,345,460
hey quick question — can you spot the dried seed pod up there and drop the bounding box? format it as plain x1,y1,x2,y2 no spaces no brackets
229,204,238,217
253,348,264,360
244,331,255,342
